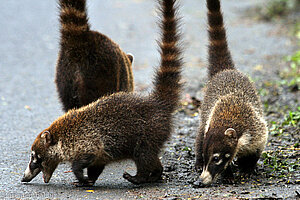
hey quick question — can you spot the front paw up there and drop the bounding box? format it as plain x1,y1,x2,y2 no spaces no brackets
72,180,94,187
123,172,147,185
123,172,138,185
221,176,235,184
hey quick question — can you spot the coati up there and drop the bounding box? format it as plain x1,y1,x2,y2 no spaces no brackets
21,0,183,186
56,0,134,112
194,0,268,185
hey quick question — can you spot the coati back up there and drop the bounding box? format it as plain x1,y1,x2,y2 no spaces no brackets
22,0,183,186
194,0,268,185
56,0,134,112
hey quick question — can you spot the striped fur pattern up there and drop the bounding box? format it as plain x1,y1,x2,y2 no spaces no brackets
207,0,234,79
22,0,183,186
195,0,268,186
56,0,134,112
153,0,183,113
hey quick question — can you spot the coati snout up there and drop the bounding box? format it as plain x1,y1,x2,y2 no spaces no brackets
22,151,42,183
199,128,237,185
22,131,59,183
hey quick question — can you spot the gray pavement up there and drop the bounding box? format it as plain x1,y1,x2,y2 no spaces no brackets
0,0,297,199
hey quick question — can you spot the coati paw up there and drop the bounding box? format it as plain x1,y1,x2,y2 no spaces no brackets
123,172,148,185
123,172,139,185
72,180,94,187
239,171,254,179
221,176,235,185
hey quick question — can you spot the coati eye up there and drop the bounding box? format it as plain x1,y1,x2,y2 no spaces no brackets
31,152,37,162
31,151,42,165
213,156,220,162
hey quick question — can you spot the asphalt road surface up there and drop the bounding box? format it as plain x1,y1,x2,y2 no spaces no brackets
0,0,297,199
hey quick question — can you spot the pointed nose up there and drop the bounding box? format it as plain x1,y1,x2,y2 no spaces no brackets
21,164,41,183
199,170,213,185
21,176,29,182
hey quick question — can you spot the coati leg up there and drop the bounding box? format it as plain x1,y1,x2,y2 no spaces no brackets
87,164,105,184
123,156,163,185
221,165,234,184
72,154,96,187
123,140,163,184
236,152,260,175
195,129,204,171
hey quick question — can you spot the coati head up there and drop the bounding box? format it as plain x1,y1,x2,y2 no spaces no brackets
22,130,59,183
200,127,237,185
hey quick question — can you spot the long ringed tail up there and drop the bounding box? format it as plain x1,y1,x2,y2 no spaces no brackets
59,0,90,46
207,0,234,79
153,0,183,113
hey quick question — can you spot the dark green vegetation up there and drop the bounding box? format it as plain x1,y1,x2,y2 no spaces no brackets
258,0,300,21
252,27,299,185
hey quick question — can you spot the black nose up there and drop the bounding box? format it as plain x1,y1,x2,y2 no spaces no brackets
21,175,31,183
192,179,206,188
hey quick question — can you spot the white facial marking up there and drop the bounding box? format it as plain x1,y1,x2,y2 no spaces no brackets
204,98,222,136
24,159,40,179
213,153,220,157
22,152,41,182
31,151,38,163
200,169,212,185
24,163,32,177
215,159,223,165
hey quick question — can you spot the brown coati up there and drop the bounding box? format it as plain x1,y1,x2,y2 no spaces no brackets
56,0,134,112
194,0,268,185
21,0,183,187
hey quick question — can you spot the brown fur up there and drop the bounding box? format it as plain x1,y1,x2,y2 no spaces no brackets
194,0,268,185
206,0,234,78
22,0,183,186
56,0,134,112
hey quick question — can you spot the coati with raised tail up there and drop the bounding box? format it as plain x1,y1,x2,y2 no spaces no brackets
194,0,268,185
22,0,183,186
56,0,134,112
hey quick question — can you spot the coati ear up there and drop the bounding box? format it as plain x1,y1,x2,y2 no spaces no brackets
224,128,237,140
41,131,53,145
127,53,134,64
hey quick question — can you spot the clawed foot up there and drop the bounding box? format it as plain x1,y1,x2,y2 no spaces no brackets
123,172,145,185
221,176,235,184
72,180,95,187
221,168,235,185
239,172,253,180
123,171,161,185
239,167,257,178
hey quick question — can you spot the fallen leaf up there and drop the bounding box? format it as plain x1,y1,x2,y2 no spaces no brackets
254,64,263,71
24,105,31,110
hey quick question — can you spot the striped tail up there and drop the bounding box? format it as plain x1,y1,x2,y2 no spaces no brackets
153,0,183,113
59,0,90,45
207,0,234,79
